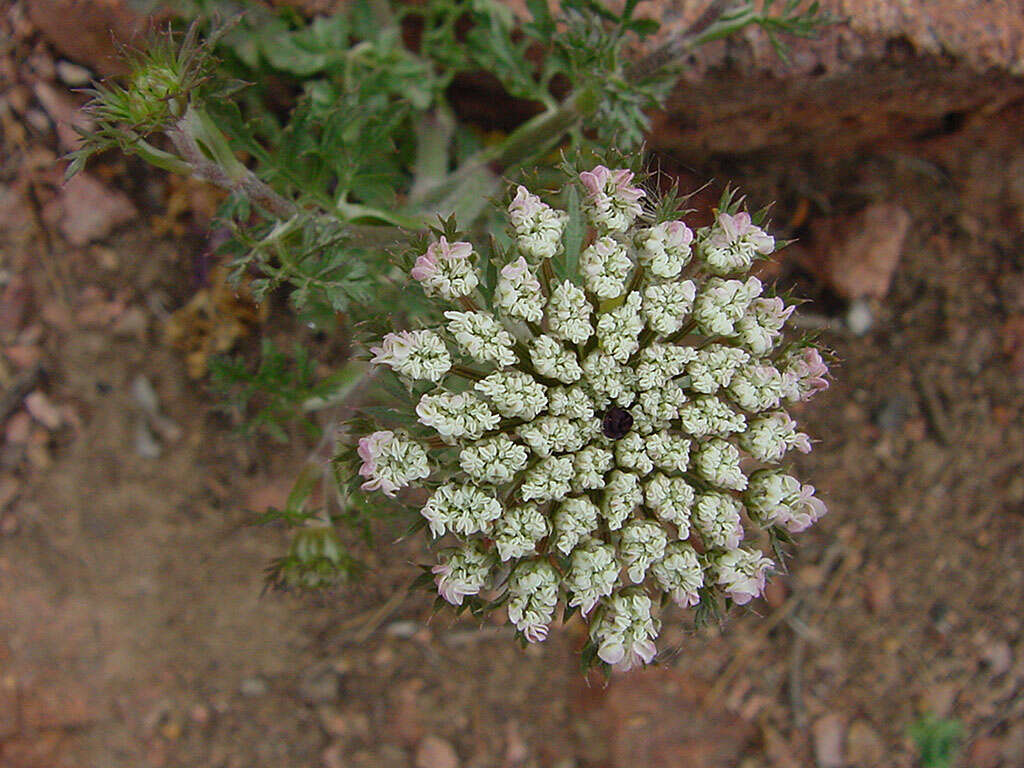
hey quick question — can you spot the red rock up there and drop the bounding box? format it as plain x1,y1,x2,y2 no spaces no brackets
415,735,460,768
817,204,911,301
47,173,137,246
812,713,845,768
4,345,43,370
24,0,154,77
24,391,63,430
5,411,32,444
846,720,886,766
968,736,1002,768
864,569,894,614
577,669,756,768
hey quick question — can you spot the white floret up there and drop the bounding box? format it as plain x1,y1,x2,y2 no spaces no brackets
507,559,560,642
416,391,500,442
518,415,590,458
420,483,503,537
615,432,653,475
636,220,693,279
739,411,812,463
546,280,593,344
635,343,696,391
685,344,751,394
573,445,614,490
642,281,697,337
581,236,632,299
677,395,747,437
581,351,636,408
601,470,642,530
712,547,773,605
493,504,549,561
645,431,691,473
693,437,748,491
496,256,545,322
530,335,583,383
643,473,695,536
547,386,595,420
445,311,517,367
369,329,452,382
618,520,668,583
692,491,744,550
474,370,548,420
433,541,495,605
651,543,704,607
458,434,529,485
596,292,644,363
519,455,575,502
726,363,784,413
589,590,659,670
508,186,568,261
552,496,601,555
566,540,619,614
693,277,762,336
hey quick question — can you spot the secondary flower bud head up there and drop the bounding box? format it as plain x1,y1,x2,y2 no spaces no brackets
352,168,829,671
508,186,569,261
699,211,775,275
357,431,430,497
508,560,560,642
581,236,632,299
496,256,545,322
411,236,479,300
370,329,452,382
745,469,827,533
433,541,495,605
636,220,694,278
651,542,703,607
590,590,660,670
580,166,646,232
780,347,830,402
712,548,773,605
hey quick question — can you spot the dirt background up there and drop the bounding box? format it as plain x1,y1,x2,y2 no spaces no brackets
2,1,1023,767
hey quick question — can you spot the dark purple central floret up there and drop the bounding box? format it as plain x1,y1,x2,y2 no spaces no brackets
601,406,634,440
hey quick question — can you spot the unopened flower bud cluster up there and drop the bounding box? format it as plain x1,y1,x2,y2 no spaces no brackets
357,166,829,670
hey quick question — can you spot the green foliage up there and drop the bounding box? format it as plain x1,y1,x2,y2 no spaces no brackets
210,338,326,442
909,715,963,768
75,0,836,592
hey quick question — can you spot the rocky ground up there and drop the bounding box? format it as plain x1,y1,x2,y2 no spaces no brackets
1,1,1023,767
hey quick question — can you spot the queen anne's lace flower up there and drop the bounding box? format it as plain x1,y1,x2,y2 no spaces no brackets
745,469,827,532
354,167,829,669
643,281,696,337
581,236,632,299
496,256,545,322
508,185,569,261
357,431,430,497
693,277,762,336
580,166,646,232
421,483,502,537
370,330,452,383
445,311,517,366
652,543,703,607
636,221,693,278
590,590,659,670
698,211,775,276
712,547,773,605
412,236,479,300
508,560,560,641
433,541,495,605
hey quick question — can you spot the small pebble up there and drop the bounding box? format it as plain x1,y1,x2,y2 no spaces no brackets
845,298,873,336
239,676,268,697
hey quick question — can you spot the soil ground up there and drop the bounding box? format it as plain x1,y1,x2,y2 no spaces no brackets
1,4,1023,767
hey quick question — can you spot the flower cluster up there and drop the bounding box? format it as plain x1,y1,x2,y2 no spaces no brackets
355,166,830,670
